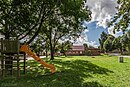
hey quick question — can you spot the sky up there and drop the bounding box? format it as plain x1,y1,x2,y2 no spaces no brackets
74,0,123,48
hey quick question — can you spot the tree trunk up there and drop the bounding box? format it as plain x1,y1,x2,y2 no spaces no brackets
50,47,54,60
45,51,48,58
50,39,54,60
63,51,66,57
119,48,123,55
27,11,45,44
45,46,48,58
127,45,130,53
49,37,54,60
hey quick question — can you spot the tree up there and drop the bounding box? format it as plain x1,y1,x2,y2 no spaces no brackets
126,30,130,52
0,0,42,71
120,30,130,53
99,31,108,52
83,43,88,50
83,43,90,55
0,0,66,42
109,0,130,34
40,0,91,60
0,0,60,71
30,36,44,56
112,36,122,54
60,41,73,56
0,0,91,60
0,0,43,39
103,35,115,52
108,0,130,54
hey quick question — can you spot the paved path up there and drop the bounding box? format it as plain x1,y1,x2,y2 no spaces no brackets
108,53,130,58
26,56,46,60
108,53,120,56
119,56,130,58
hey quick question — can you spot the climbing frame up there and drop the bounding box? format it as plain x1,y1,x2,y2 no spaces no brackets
0,38,26,77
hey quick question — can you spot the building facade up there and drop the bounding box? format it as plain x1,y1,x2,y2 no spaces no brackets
66,45,100,56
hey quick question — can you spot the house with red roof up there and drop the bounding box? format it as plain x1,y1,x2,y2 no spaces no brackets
66,45,85,55
66,44,100,56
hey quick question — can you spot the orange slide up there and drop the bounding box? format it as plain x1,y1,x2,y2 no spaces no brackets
20,44,56,73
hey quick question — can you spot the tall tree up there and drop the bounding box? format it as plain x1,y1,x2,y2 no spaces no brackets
40,0,91,60
0,0,63,41
99,31,108,52
0,0,42,39
103,35,115,52
60,41,73,56
126,30,130,52
109,0,130,33
0,0,91,60
121,30,130,53
112,36,122,54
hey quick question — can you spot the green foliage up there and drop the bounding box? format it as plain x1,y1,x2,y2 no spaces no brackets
0,0,41,39
110,29,130,54
109,0,130,33
60,41,72,54
0,0,91,41
103,35,115,52
99,32,116,53
112,36,122,49
99,32,108,52
120,30,130,52
0,0,91,60
85,50,92,56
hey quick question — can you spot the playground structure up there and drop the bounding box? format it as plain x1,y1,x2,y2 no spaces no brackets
0,38,56,77
0,38,24,77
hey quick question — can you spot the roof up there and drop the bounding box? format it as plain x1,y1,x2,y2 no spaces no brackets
71,45,85,51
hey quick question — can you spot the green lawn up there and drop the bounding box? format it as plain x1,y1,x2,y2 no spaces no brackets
1,55,130,87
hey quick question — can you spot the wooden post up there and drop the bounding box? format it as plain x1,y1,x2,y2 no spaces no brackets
16,39,20,77
1,58,4,77
23,53,26,74
1,38,4,77
17,55,20,77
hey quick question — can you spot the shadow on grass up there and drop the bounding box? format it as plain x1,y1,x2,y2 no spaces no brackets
54,60,113,74
0,59,113,87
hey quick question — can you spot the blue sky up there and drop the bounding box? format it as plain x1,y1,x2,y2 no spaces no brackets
84,21,107,46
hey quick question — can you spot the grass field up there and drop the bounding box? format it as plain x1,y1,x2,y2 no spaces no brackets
1,55,130,87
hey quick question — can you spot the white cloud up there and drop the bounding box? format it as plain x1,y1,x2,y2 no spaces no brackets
84,29,89,33
108,26,123,37
76,34,89,44
108,26,114,35
86,0,118,28
88,41,98,48
85,0,124,37
75,0,119,47
74,34,98,48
